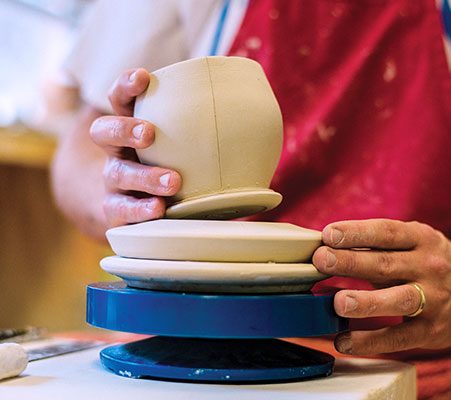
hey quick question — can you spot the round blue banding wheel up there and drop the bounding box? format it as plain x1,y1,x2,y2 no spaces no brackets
87,282,348,338
100,336,335,383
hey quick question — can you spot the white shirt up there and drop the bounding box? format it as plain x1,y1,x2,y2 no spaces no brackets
64,0,248,112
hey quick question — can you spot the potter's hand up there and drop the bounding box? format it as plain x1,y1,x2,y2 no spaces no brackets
89,68,182,227
313,219,451,355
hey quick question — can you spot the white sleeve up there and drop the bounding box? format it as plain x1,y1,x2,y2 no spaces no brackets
64,0,188,113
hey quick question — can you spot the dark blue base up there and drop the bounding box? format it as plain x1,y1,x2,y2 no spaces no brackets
100,336,335,383
87,282,348,338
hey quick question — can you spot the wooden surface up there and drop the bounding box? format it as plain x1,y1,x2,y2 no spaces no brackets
0,126,112,331
0,126,56,168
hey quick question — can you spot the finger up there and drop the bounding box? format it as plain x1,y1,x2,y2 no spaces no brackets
333,285,423,318
334,319,427,355
323,219,420,250
104,158,182,196
313,246,417,282
103,194,166,227
108,68,150,116
90,116,155,154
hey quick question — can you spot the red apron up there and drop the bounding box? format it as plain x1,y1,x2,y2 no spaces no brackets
229,0,450,234
228,1,451,398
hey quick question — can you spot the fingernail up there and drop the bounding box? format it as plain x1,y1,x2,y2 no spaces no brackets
132,124,144,140
325,249,337,268
329,228,344,245
129,71,138,82
336,334,353,354
159,173,171,188
344,296,358,313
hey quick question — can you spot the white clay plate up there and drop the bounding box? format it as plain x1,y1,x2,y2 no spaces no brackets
106,219,322,263
100,256,327,293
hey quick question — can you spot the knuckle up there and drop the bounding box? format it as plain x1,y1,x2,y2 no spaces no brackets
415,221,432,235
128,202,142,221
425,254,449,276
107,80,119,105
364,294,379,317
341,251,358,275
107,159,125,187
114,198,129,219
434,288,449,305
429,322,446,339
407,220,423,231
381,220,398,244
135,166,152,188
109,120,124,141
408,220,432,243
377,252,393,279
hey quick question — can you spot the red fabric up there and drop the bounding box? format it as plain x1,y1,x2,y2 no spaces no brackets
229,0,450,235
228,0,451,398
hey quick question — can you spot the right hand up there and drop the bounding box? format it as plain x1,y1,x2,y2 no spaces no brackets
89,68,182,228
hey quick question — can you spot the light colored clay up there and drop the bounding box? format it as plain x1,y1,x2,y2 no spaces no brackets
106,219,322,263
0,343,28,381
164,189,281,220
100,256,326,293
134,56,283,219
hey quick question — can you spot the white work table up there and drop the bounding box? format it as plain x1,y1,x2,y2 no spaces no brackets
0,345,416,400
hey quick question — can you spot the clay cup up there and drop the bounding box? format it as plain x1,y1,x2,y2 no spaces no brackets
134,56,283,219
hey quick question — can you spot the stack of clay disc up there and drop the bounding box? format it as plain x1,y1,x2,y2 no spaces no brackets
101,220,326,293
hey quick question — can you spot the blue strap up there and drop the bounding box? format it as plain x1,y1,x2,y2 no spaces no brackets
443,0,451,39
209,0,231,55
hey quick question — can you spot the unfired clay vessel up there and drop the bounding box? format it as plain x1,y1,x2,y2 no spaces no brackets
134,56,283,219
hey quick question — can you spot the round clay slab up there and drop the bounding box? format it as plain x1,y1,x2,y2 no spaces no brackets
106,219,322,263
165,189,282,219
100,256,327,293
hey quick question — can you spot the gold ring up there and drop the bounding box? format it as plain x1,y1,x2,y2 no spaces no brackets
406,283,426,317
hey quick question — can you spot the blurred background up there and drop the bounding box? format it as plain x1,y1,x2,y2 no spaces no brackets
0,0,111,332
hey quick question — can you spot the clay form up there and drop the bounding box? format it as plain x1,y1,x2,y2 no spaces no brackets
106,219,321,263
0,343,28,381
165,189,282,220
100,256,326,293
134,56,283,219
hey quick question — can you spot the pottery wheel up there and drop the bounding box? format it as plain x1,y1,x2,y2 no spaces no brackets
103,219,325,293
87,282,347,338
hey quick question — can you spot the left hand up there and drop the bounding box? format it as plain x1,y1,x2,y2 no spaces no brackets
313,219,451,355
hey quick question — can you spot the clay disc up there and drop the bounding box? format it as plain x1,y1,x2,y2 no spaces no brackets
100,256,327,293
106,219,322,263
165,189,282,219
